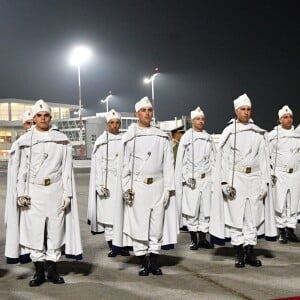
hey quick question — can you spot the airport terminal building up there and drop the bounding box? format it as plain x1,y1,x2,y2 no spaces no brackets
1,98,213,160
0,99,155,159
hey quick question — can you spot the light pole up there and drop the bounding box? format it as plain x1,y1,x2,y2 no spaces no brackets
70,46,91,159
100,91,113,112
144,67,159,122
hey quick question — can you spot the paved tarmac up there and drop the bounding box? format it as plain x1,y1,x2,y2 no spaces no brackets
1,169,300,300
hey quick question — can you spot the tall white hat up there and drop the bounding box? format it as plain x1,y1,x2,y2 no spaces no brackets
32,99,51,116
190,107,205,119
135,96,152,112
106,109,121,122
233,93,251,110
278,105,293,119
22,110,33,124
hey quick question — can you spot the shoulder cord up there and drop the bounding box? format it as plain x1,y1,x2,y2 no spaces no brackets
25,128,34,196
231,119,237,188
105,131,109,189
273,125,279,176
191,129,194,179
130,127,137,192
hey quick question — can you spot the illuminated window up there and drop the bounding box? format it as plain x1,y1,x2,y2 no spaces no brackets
0,103,9,121
51,107,60,120
0,130,11,143
11,103,33,121
61,107,70,119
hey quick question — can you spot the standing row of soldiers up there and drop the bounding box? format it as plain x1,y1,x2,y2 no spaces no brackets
4,94,300,286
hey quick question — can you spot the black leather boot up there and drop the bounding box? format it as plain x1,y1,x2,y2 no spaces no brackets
244,245,262,267
46,261,65,284
107,240,118,257
233,245,245,268
149,253,163,275
138,255,149,276
198,232,214,249
180,225,188,232
189,232,198,250
29,261,46,287
286,228,299,242
278,227,288,244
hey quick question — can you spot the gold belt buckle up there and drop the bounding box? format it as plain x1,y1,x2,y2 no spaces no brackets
201,173,206,179
288,168,293,173
44,178,51,186
245,167,251,174
146,177,153,184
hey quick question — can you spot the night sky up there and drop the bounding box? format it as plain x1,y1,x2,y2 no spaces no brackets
0,0,299,133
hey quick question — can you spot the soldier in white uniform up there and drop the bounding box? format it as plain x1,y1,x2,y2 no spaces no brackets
21,110,34,131
175,107,215,250
171,125,184,164
5,100,82,286
210,94,277,268
115,96,178,276
87,109,129,257
268,105,300,243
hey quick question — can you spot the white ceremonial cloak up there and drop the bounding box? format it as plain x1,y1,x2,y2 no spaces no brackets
268,126,300,214
87,131,123,234
5,127,83,263
113,124,179,249
209,120,277,245
5,137,32,263
175,129,216,227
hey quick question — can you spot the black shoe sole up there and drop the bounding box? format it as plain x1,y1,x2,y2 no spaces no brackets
149,267,163,275
47,277,65,284
234,264,245,268
138,271,149,276
198,244,214,249
245,260,262,267
29,279,46,287
279,240,288,244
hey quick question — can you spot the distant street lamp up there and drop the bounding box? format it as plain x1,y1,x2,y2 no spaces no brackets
100,91,113,112
70,45,91,159
144,67,159,122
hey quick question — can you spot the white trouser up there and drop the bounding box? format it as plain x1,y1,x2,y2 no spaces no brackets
229,200,257,246
30,237,61,262
132,209,163,256
103,224,113,242
186,194,209,232
132,238,160,256
276,191,297,229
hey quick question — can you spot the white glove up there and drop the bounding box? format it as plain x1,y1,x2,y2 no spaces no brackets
123,189,134,206
163,190,170,208
17,196,31,207
186,178,196,189
221,183,236,200
258,183,268,200
61,197,71,211
96,186,110,198
271,175,277,186
222,183,229,196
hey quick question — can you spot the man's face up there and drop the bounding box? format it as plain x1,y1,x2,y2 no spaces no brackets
192,116,205,132
173,131,184,142
23,120,33,131
107,118,121,134
33,112,51,131
235,106,251,124
135,107,153,127
280,114,293,129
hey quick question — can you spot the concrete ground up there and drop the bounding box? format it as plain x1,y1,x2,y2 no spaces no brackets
1,168,300,300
